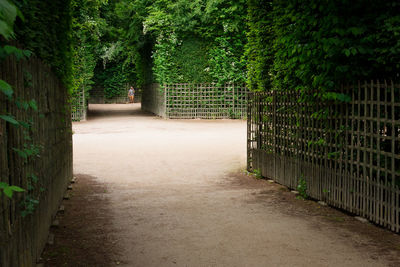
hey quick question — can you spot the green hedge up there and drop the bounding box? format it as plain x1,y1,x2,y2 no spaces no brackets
15,0,72,87
94,63,127,99
145,0,248,85
247,0,400,98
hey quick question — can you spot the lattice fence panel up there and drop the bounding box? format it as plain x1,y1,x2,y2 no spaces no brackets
248,80,400,232
165,83,248,119
71,90,86,121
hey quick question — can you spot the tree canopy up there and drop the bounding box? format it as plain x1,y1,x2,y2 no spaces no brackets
69,0,248,98
7,0,400,100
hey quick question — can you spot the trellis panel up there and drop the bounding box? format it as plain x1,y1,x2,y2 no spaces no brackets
71,90,86,121
164,83,248,119
248,80,400,232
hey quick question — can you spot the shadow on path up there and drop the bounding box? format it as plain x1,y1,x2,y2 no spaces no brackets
41,174,119,267
67,105,400,267
87,103,153,120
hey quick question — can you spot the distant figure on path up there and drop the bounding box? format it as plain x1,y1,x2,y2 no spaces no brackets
128,86,135,103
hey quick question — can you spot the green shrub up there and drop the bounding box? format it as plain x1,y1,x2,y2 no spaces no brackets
247,0,400,99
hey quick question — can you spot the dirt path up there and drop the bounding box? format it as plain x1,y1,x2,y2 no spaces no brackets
66,104,400,267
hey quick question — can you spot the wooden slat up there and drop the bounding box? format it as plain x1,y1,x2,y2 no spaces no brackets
0,50,72,266
159,83,248,119
247,80,400,233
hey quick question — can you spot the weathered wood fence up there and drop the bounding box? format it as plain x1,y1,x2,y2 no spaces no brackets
71,90,86,121
247,80,400,232
141,83,166,117
142,83,248,119
0,55,72,265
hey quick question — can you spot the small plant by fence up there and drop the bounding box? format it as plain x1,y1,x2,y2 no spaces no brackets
142,83,248,119
247,80,400,232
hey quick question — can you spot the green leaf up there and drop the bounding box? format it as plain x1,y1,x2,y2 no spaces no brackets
0,115,19,126
349,27,365,36
29,100,38,111
3,187,13,198
0,182,8,189
29,174,38,183
21,101,29,110
3,185,24,198
27,182,34,191
8,186,25,192
4,45,19,55
0,0,19,40
336,93,351,103
0,21,14,40
0,79,13,98
19,121,30,129
2,46,31,61
22,50,32,58
12,148,28,159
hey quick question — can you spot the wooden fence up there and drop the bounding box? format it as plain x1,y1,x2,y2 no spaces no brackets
0,55,72,265
141,83,166,117
71,90,86,121
247,80,400,232
141,83,249,119
165,83,248,119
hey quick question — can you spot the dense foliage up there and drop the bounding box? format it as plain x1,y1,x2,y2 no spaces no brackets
94,63,128,98
91,1,138,98
70,0,105,97
14,0,73,86
0,0,50,213
247,0,400,99
70,0,248,99
11,0,247,99
10,0,400,100
245,0,273,92
0,0,27,200
69,0,153,99
145,0,247,85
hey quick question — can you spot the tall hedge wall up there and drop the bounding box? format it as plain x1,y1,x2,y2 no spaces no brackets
246,0,400,97
14,0,73,86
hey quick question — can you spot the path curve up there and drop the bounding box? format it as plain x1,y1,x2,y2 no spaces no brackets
72,104,400,267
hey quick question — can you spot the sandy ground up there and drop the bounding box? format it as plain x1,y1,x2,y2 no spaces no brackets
70,103,400,267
